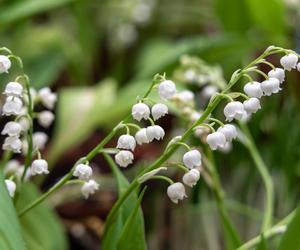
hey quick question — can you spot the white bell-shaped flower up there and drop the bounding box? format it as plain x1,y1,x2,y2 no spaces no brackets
223,101,245,121
5,179,16,197
3,82,23,97
201,85,218,99
131,103,150,121
30,159,49,176
243,82,263,98
2,136,22,153
206,131,226,150
268,68,285,83
261,77,281,96
117,134,136,151
2,97,23,116
183,150,202,169
37,111,55,128
38,87,57,109
0,55,11,74
280,53,298,71
217,124,237,142
73,164,93,180
4,160,21,175
151,103,168,121
1,121,22,137
243,98,261,114
115,150,134,167
18,116,30,132
135,128,150,145
33,132,48,150
158,80,176,100
81,180,99,199
182,169,200,187
167,182,187,203
172,90,195,106
146,125,165,141
190,111,202,123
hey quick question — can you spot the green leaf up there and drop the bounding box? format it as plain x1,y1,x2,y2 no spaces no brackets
47,79,117,165
256,234,268,250
278,208,300,250
117,187,147,250
0,0,76,25
245,0,286,37
0,172,26,250
101,154,147,250
15,183,67,250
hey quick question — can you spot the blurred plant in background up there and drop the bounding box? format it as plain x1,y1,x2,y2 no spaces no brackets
1,0,300,250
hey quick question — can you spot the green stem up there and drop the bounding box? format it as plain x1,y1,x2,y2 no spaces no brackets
239,122,274,232
237,209,296,250
203,151,242,248
148,175,174,184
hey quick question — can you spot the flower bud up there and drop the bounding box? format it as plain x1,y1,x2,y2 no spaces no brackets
217,124,237,142
280,53,298,71
5,179,16,197
243,98,261,114
37,111,55,128
135,128,150,145
3,82,23,97
261,77,280,96
115,150,134,167
0,55,11,74
30,159,49,176
38,87,57,109
2,97,23,116
206,131,226,150
73,164,93,180
81,180,99,199
2,136,22,153
33,132,48,150
182,169,200,187
131,103,150,121
117,134,136,151
223,101,245,121
146,125,165,141
167,182,187,203
268,68,285,83
183,150,201,169
158,80,176,100
151,103,168,120
1,121,22,137
243,82,263,98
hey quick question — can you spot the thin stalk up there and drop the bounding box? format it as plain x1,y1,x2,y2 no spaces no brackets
237,209,296,250
204,150,242,248
239,122,274,231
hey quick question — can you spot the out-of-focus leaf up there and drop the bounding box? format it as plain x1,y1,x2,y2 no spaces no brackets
0,0,75,25
0,172,26,250
47,79,117,165
214,0,251,33
278,208,300,250
102,154,146,250
117,187,147,250
16,183,67,250
245,0,286,37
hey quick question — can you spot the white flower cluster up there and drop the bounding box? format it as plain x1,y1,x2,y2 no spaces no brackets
167,149,201,203
73,163,99,199
114,79,176,168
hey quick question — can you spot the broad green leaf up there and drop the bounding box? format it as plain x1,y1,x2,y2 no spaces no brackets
102,155,146,250
278,208,300,250
214,0,251,33
117,187,147,250
15,183,67,250
0,172,26,250
245,0,286,37
0,0,75,25
47,80,117,165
